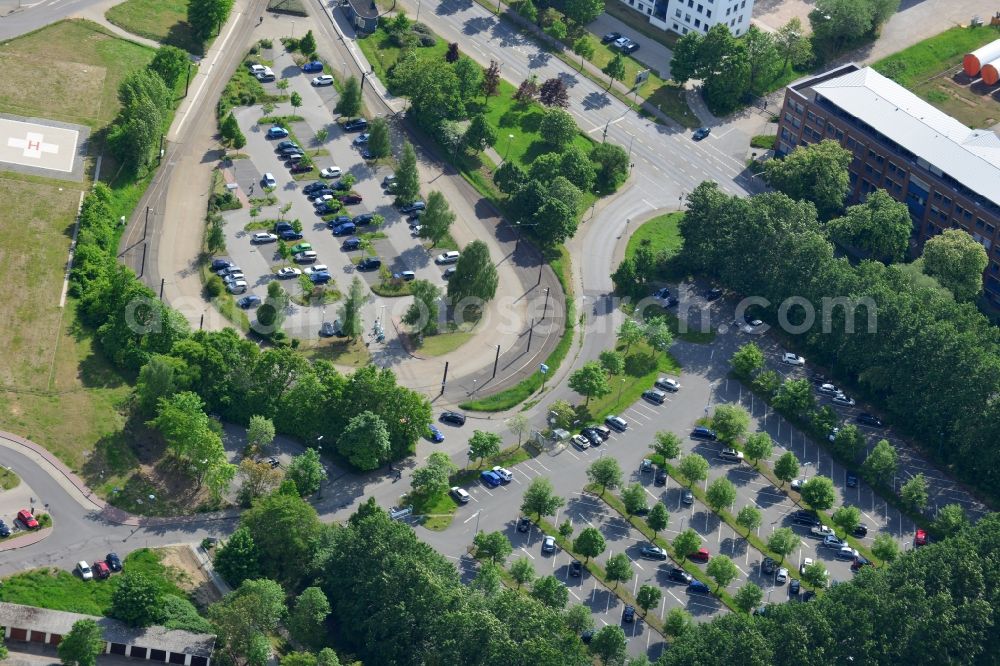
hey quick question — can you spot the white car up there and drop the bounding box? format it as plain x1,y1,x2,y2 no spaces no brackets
809,525,835,539
410,225,423,236
248,63,267,75
223,271,245,283
77,561,94,580
319,166,342,179
261,172,277,188
216,265,241,276
251,232,278,244
311,74,335,86
227,280,248,294
312,194,334,206
790,478,803,491
571,434,590,450
491,466,513,483
799,557,814,575
832,393,856,406
276,267,302,278
449,487,470,504
435,251,460,265
782,352,805,366
305,264,329,275
613,36,632,50
541,535,556,553
719,447,744,463
775,567,788,584
655,377,680,392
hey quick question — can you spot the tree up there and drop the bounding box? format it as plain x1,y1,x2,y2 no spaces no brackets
210,578,287,666
590,142,629,191
678,453,709,486
800,560,828,588
636,584,661,616
468,429,502,464
547,399,576,429
336,411,390,470
832,505,861,537
471,561,503,596
810,0,898,50
617,319,643,353
482,60,501,99
773,378,815,417
872,532,900,563
136,354,182,414
901,473,928,510
647,502,669,537
587,456,623,494
447,240,498,306
643,316,673,357
533,197,578,247
730,342,764,379
605,553,633,588
494,161,528,196
315,649,339,666
673,528,701,559
150,45,188,88
286,448,325,496
298,29,316,55
863,439,898,486
621,483,648,516
589,625,627,665
214,527,261,586
540,108,578,150
564,0,604,25
664,607,693,638
764,140,852,219
366,117,391,159
418,191,455,247
247,414,275,452
774,451,800,487
453,56,484,103
743,25,779,91
776,17,811,71
463,114,497,153
147,391,226,482
828,190,911,263
538,77,569,107
743,432,773,465
921,228,989,301
706,554,738,591
933,503,968,538
514,75,539,103
474,530,513,564
290,91,303,112
58,619,104,666
767,527,799,563
506,414,529,447
187,0,235,40
338,276,365,340
650,433,680,464
564,603,594,634
569,362,611,405
602,53,626,89
572,36,595,69
445,42,460,62
706,477,737,512
532,575,569,608
410,451,455,497
669,32,701,84
111,570,163,626
403,279,441,336
521,477,564,520
288,587,330,650
559,518,574,540
712,404,750,444
733,581,763,613
510,556,535,588
335,76,362,117
800,475,836,511
236,458,282,507
573,527,606,562
831,424,865,460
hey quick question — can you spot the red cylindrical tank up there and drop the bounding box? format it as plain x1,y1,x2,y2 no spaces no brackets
963,39,1000,77
981,58,1000,85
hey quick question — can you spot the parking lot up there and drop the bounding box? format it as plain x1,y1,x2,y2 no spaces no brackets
216,48,454,341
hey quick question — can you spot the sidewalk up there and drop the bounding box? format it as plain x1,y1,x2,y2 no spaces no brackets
70,0,161,49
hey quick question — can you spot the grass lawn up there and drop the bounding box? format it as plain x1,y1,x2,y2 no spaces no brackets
646,83,700,129
357,27,449,80
625,212,683,263
415,330,474,357
874,26,1000,128
299,337,371,367
407,489,459,531
0,467,20,490
579,340,680,421
0,548,187,615
0,19,156,128
105,0,206,55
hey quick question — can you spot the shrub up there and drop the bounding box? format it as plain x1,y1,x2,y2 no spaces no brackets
206,276,224,297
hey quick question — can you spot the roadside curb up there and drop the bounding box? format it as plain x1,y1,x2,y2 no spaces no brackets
0,527,52,552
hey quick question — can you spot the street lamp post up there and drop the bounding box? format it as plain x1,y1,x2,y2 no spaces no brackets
505,133,514,161
617,378,626,403
316,435,325,499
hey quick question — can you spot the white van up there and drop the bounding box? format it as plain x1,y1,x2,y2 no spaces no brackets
435,251,460,265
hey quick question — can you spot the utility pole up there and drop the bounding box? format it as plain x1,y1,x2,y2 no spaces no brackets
440,361,449,395
492,344,500,379
526,318,535,352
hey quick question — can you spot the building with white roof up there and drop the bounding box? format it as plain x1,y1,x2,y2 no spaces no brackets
617,0,753,38
776,63,1000,302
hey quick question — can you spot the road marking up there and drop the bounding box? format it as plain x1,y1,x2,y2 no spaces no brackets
520,547,535,560
463,511,481,524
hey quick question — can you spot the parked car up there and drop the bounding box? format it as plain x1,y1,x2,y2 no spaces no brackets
789,578,801,595
338,194,363,205
309,271,332,284
681,488,694,505
581,629,594,644
782,352,805,366
400,200,426,213
492,466,513,483
289,163,312,174
594,425,612,440
605,415,628,432
320,320,343,337
653,286,670,302
210,258,232,271
353,213,375,226
480,470,502,488
569,560,582,577
305,265,329,275
261,172,277,188
106,553,122,572
654,468,667,486
688,580,710,594
837,546,859,560
853,523,869,538
791,510,821,527
343,118,368,132
691,426,717,441
450,487,471,504
601,31,621,43
0,520,10,537
276,139,299,150
291,242,313,254
799,557,814,575
293,251,317,263
311,74,335,86
705,287,723,300
279,229,303,240
775,567,788,584
791,478,804,491
571,434,590,450
227,280,248,294
582,428,603,446
309,189,335,201
77,561,94,580
622,41,640,54
357,257,381,271
851,556,872,572
914,528,928,547
690,548,710,563
302,60,323,72
435,251,461,265
382,174,397,188
425,424,444,443
622,605,636,622
237,295,262,309
761,557,777,575
266,126,289,139
332,222,356,236
251,232,278,244
816,383,840,396
613,36,632,49
440,411,466,426
442,266,457,279
93,561,111,579
393,271,416,282
822,535,846,549
809,524,835,539
640,544,668,560
719,447,744,463
668,567,692,584
856,413,884,427
541,535,556,554
655,377,680,392
832,393,856,406
353,132,370,146
642,389,667,405
692,127,712,141
341,237,362,251
846,472,858,488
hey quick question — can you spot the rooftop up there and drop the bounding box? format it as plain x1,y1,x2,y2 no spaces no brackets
796,65,1000,206
346,0,379,19
0,602,216,657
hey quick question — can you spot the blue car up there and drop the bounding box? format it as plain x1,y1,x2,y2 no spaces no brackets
327,215,352,228
427,424,444,443
480,470,502,488
237,295,261,309
309,271,332,284
279,229,303,240
266,126,289,139
301,60,324,73
332,222,356,236
688,580,711,594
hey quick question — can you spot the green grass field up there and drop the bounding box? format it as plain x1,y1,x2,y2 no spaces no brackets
105,0,206,55
579,340,680,421
626,212,683,263
0,20,155,128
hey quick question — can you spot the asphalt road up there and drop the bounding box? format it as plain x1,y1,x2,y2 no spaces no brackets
0,0,104,40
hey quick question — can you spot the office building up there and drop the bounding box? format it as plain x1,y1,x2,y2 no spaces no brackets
617,0,753,37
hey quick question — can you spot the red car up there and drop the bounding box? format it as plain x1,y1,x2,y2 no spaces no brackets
338,194,362,205
17,509,38,529
914,528,928,547
92,561,111,579
689,547,710,563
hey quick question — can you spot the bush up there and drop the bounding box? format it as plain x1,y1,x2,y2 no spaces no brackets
206,276,224,297
259,38,273,49
750,135,776,150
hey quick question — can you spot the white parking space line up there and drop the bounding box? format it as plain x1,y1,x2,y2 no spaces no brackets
463,511,480,524
520,547,535,560
627,409,650,421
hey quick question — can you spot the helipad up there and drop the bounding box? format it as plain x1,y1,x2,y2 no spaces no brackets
0,116,80,174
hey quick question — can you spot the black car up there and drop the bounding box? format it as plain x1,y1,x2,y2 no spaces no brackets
581,629,594,644
342,237,362,251
856,413,884,427
705,287,723,300
302,181,326,194
106,552,123,572
275,221,293,233
791,510,821,527
440,411,466,426
332,180,352,191
654,467,668,486
582,428,602,446
853,523,869,538
339,194,363,205
668,567,692,584
357,257,381,271
693,127,712,141
309,188,335,200
622,605,636,623
569,560,582,577
640,545,668,560
761,557,777,575
622,41,640,54
279,229,303,240
846,472,858,488
327,215,352,229
352,213,375,225
789,579,801,595
601,31,621,43
851,556,872,572
289,164,312,174
0,519,9,538
343,118,369,132
691,426,717,441
802,590,816,602
210,258,232,271
517,517,531,533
